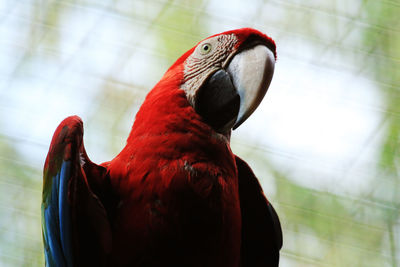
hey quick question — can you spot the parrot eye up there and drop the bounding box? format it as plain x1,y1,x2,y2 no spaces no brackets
200,43,212,55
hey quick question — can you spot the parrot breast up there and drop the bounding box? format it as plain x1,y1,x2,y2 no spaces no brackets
107,73,242,266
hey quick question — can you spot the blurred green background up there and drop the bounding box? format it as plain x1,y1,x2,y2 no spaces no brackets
0,0,399,266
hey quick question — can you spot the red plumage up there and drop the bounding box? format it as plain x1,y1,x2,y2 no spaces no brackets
42,28,281,267
107,58,241,266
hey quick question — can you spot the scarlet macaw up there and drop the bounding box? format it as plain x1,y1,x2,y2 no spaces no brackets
42,28,282,267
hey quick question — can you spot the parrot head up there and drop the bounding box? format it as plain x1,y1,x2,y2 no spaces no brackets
163,28,276,134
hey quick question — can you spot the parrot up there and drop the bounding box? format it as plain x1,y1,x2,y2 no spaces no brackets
41,28,282,267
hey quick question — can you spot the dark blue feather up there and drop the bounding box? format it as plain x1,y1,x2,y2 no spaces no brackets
42,161,74,267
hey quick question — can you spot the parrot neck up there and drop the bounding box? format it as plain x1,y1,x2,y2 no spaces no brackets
127,81,212,144
109,73,235,185
126,67,231,146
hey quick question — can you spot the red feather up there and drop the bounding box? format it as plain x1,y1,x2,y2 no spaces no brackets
107,56,241,265
42,28,281,267
103,27,279,266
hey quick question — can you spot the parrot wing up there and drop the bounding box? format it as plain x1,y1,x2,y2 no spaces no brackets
236,156,282,267
41,116,112,267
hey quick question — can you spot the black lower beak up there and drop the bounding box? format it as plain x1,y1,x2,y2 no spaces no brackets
194,69,240,133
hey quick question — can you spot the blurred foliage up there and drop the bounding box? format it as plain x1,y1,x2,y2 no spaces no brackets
362,1,400,266
0,0,399,266
0,135,43,265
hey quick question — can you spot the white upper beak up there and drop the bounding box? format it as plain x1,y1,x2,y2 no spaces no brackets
227,45,275,129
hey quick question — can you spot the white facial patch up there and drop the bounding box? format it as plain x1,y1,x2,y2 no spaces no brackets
181,34,238,106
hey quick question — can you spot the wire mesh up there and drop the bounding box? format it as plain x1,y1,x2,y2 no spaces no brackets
0,0,399,266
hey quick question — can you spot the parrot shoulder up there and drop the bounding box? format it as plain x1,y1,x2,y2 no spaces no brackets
236,155,282,267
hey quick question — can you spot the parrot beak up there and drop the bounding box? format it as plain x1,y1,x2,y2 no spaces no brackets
227,45,275,130
194,42,275,134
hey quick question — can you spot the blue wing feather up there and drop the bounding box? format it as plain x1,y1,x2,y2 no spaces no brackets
58,161,73,267
42,116,112,267
42,117,81,267
42,161,73,267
